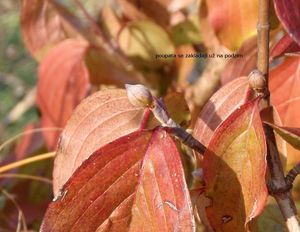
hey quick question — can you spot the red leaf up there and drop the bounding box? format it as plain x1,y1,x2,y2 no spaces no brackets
20,0,79,59
37,39,90,150
41,129,195,232
203,99,267,231
194,77,251,150
270,57,300,167
52,89,147,196
270,34,300,60
221,37,257,85
274,0,300,46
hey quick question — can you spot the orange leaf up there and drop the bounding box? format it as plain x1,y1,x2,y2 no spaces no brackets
205,0,258,50
37,39,90,150
203,99,267,231
41,129,195,232
52,89,146,195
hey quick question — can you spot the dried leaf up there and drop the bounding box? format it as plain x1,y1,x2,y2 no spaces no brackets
270,34,300,60
42,129,195,232
221,37,257,85
52,89,146,195
193,77,251,149
205,0,258,50
37,39,90,150
20,0,79,60
203,99,267,231
274,0,300,46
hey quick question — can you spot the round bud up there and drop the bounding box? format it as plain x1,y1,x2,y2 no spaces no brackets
248,70,266,93
125,84,153,107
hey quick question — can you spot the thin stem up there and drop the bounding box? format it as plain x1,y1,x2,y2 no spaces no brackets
0,152,55,173
286,162,300,189
150,98,206,154
256,0,300,230
0,173,52,184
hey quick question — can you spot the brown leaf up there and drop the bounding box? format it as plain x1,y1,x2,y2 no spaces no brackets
193,77,251,150
203,99,267,231
41,129,195,232
37,39,90,150
52,89,146,196
270,34,300,60
274,0,300,46
20,0,79,60
221,37,257,85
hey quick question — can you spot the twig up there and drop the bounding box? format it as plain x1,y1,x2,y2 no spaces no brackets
125,84,206,154
255,0,300,230
3,87,36,125
286,162,300,189
0,152,55,173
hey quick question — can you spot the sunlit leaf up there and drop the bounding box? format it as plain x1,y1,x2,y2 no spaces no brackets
42,129,195,232
274,0,300,46
193,77,251,151
203,99,267,231
37,39,90,150
270,57,300,167
205,0,258,50
52,89,147,195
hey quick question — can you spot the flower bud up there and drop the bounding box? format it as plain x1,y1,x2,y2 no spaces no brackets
248,70,266,93
125,84,153,107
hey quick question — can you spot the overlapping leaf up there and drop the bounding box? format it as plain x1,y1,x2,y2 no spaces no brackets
270,34,300,60
41,129,195,232
270,57,300,166
203,99,267,231
52,89,146,195
205,0,258,50
274,0,300,46
21,0,79,60
37,39,90,150
193,77,251,150
52,88,190,195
